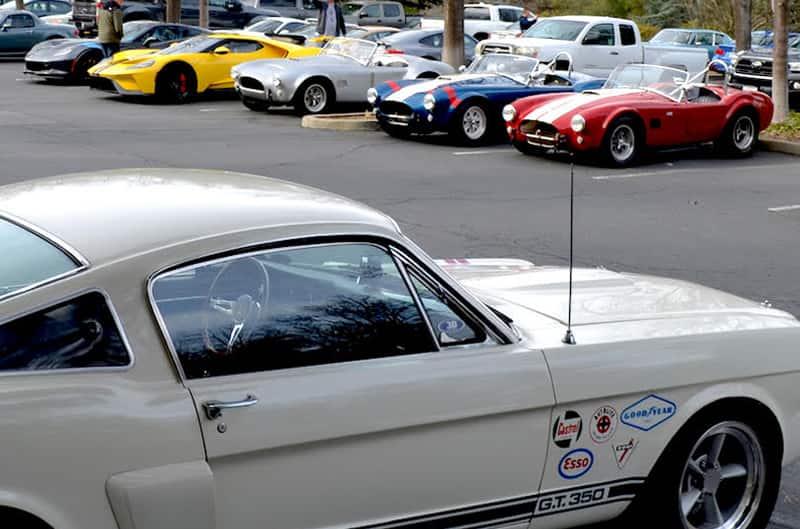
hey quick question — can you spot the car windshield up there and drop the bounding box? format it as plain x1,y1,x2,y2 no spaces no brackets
604,64,689,100
347,28,368,38
322,37,377,64
292,23,319,37
342,2,362,15
0,218,79,300
651,29,692,44
158,35,223,55
523,19,587,41
467,54,539,83
247,19,282,33
120,22,157,44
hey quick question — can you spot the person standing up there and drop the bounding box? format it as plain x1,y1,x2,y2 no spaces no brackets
519,5,537,33
316,0,345,37
97,0,124,57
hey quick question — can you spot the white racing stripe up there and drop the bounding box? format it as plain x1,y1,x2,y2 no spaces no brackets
386,74,484,102
523,89,642,124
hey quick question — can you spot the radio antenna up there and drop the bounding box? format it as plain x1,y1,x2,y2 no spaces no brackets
562,154,576,345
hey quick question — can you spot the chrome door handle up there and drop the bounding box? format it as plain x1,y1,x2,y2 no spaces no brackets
610,51,619,55
203,394,258,420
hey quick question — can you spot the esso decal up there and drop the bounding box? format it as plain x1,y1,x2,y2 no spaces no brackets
558,448,594,480
552,410,582,448
590,406,618,443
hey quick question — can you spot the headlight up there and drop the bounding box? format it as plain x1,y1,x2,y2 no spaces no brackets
730,57,738,65
272,77,282,87
423,93,436,111
570,114,585,133
502,104,516,122
127,60,155,70
515,46,538,57
789,62,800,72
367,87,378,105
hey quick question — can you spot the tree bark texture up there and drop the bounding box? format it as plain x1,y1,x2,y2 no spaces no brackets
442,0,465,69
199,0,208,28
772,0,790,123
167,0,182,23
14,0,23,10
733,0,752,51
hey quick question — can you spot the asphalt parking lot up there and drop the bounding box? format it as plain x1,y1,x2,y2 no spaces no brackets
2,60,800,528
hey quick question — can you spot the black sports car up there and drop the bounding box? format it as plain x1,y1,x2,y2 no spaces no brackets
24,21,209,81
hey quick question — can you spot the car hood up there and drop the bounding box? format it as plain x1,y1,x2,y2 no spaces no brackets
26,38,94,59
739,47,800,59
437,260,798,343
520,88,653,124
235,53,356,75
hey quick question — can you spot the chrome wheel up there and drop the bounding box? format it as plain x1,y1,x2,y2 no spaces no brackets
679,421,764,529
610,123,636,163
462,105,487,141
303,83,327,113
732,115,755,152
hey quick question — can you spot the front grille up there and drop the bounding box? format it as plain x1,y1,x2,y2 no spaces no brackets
379,101,413,117
25,61,46,72
521,120,559,148
238,76,264,91
734,58,773,77
481,43,513,54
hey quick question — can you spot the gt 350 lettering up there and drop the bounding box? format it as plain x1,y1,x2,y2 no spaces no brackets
534,487,606,515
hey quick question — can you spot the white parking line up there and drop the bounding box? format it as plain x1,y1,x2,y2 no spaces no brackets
592,172,657,180
768,204,800,212
452,149,509,156
592,163,798,181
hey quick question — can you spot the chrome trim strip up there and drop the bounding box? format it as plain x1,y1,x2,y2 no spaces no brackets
392,252,441,353
732,72,773,81
0,288,135,377
237,85,268,100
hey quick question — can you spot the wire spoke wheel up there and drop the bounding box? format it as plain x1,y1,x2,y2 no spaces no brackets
732,115,755,152
610,123,636,163
679,421,765,529
462,105,487,141
303,83,327,113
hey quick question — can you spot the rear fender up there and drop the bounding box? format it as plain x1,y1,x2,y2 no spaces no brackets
724,98,769,131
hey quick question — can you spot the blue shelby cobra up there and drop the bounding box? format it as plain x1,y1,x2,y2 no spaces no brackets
370,53,605,146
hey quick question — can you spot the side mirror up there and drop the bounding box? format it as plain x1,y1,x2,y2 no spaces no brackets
458,65,466,72
213,45,231,55
358,11,368,18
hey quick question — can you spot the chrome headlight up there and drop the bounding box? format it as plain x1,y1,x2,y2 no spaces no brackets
423,93,436,111
570,114,585,133
367,87,378,105
730,56,738,65
515,46,538,57
789,62,800,72
502,104,516,122
272,76,282,87
127,60,155,70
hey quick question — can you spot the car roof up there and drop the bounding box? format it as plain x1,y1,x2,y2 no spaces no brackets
547,15,633,24
0,169,399,266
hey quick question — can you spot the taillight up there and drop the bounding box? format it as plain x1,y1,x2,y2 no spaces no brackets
715,47,724,55
74,29,79,36
386,49,404,54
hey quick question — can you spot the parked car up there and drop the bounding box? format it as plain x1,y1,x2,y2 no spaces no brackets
39,8,72,25
477,16,709,78
0,0,70,17
232,37,454,113
421,3,522,41
1,167,799,529
345,24,399,42
505,62,773,166
730,35,800,98
649,28,734,61
342,1,405,28
244,16,307,35
25,22,209,81
88,32,319,102
381,28,478,64
372,53,605,145
0,10,75,57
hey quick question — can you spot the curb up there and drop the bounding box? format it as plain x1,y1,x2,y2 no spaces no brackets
301,112,379,131
760,138,800,156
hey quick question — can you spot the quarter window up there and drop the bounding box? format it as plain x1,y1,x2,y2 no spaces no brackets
226,39,262,53
421,33,443,47
383,3,400,17
619,24,636,46
464,7,490,20
151,243,437,379
0,292,130,372
499,8,521,23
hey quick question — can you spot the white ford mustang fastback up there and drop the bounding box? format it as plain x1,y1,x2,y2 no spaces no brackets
1,169,799,529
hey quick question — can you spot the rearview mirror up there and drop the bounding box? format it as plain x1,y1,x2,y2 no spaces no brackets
213,45,231,55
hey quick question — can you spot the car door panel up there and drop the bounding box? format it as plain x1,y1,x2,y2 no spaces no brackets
679,100,728,143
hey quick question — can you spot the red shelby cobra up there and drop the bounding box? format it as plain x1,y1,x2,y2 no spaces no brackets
503,62,774,167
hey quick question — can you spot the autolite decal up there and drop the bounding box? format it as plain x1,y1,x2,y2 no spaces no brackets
552,410,582,448
621,394,676,432
590,406,617,444
558,448,593,480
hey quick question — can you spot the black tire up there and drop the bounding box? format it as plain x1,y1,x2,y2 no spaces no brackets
72,51,103,80
241,96,269,112
379,120,411,139
293,78,334,115
602,116,641,167
512,139,543,156
449,99,495,147
715,111,758,157
155,64,196,104
624,408,780,529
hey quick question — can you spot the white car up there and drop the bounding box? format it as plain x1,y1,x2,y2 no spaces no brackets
1,168,798,529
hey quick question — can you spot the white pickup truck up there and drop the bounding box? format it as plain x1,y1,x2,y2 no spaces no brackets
421,3,523,41
476,15,709,77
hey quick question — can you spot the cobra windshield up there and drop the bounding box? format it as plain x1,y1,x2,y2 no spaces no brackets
467,54,540,83
322,38,377,65
604,64,689,100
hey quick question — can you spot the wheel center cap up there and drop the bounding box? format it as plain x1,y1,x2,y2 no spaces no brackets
704,468,722,494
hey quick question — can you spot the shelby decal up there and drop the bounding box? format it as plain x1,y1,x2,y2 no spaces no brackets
558,448,593,480
532,478,644,517
613,438,638,469
590,406,617,444
552,410,582,448
621,394,676,432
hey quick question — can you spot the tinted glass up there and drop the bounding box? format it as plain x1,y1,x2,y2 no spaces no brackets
383,3,400,17
499,8,520,22
363,4,380,17
694,32,713,46
226,39,262,52
152,243,436,379
420,33,442,47
410,273,485,347
619,24,636,46
582,23,614,45
464,7,489,20
11,14,35,27
0,219,78,300
0,292,130,372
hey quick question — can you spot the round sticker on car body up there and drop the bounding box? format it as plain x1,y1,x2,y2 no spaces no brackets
558,448,594,480
552,410,582,448
590,406,617,444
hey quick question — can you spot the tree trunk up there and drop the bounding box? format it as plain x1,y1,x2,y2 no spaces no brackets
14,0,23,10
733,0,752,51
442,0,465,69
772,0,790,123
167,0,181,23
199,0,208,28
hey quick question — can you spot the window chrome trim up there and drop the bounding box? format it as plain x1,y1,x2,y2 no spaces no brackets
147,237,442,382
0,211,90,304
0,288,135,377
393,256,441,353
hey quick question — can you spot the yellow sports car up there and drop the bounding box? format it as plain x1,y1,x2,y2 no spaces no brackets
88,32,320,102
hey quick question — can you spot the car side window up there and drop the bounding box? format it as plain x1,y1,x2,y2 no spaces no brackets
362,3,380,17
619,24,636,46
582,23,615,46
151,243,437,379
383,3,400,17
464,7,489,20
209,0,226,7
499,8,520,23
421,33,442,47
0,292,131,372
695,32,713,46
10,14,36,28
226,39,263,53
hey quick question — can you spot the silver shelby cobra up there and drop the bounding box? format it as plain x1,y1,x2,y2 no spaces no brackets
231,38,455,114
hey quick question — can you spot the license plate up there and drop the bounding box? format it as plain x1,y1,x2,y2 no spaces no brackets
743,85,758,92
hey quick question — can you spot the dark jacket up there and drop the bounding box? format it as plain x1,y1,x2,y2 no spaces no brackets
98,1,123,44
519,14,537,32
316,2,346,37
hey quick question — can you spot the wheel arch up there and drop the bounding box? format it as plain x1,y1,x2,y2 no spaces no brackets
0,502,61,529
293,75,336,103
602,110,647,144
156,60,200,93
449,94,491,120
724,102,760,131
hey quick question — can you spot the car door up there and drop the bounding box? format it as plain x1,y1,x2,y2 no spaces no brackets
381,2,402,26
204,38,265,88
370,55,407,87
0,13,38,53
358,2,382,26
676,94,729,143
578,22,617,77
150,239,554,529
616,23,640,67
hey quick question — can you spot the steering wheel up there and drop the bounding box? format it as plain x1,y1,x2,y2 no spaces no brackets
202,257,270,356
